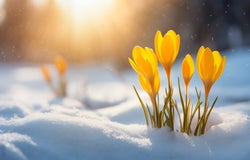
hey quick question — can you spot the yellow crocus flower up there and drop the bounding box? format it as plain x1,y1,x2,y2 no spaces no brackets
182,54,194,89
55,56,67,76
41,65,51,83
154,30,180,83
129,46,160,96
138,71,160,96
196,46,226,98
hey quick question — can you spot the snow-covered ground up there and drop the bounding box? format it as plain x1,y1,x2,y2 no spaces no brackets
0,48,250,160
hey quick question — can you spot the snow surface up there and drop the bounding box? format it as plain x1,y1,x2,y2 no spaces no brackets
0,48,250,160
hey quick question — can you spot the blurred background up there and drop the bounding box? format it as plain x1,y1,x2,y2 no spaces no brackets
0,0,249,68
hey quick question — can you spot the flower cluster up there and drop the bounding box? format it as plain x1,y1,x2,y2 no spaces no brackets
41,56,68,97
129,30,226,135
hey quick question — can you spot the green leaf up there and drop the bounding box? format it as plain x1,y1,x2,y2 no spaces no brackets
133,86,149,126
178,78,185,113
174,101,183,131
203,96,218,130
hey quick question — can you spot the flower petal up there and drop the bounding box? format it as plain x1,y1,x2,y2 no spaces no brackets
139,75,151,94
153,71,160,94
182,56,190,78
166,30,180,63
154,31,163,63
196,46,205,79
213,56,226,82
173,34,180,62
201,47,214,81
145,47,157,68
55,56,67,76
182,54,194,86
132,46,144,64
128,58,140,74
161,34,174,65
212,50,222,71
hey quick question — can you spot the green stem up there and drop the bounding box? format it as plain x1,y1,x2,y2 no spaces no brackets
200,95,209,135
150,95,156,128
168,80,174,131
184,86,189,133
185,87,188,110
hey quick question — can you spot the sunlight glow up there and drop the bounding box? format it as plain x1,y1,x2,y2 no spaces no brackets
56,0,115,22
24,0,147,62
29,0,49,8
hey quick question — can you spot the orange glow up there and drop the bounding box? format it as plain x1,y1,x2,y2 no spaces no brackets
29,0,49,8
56,0,115,23
12,0,156,64
54,0,117,52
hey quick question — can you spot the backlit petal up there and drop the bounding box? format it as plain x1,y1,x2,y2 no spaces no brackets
189,55,195,77
131,46,151,77
182,54,194,86
166,30,176,41
196,46,205,79
128,58,141,74
153,71,160,94
132,46,144,64
201,47,214,81
212,50,222,72
161,35,174,65
166,30,180,63
154,31,163,63
173,34,180,62
139,75,151,94
145,47,157,68
213,56,226,82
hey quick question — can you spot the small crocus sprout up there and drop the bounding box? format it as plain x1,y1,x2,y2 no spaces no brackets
182,54,194,90
55,56,67,76
128,46,160,97
154,30,180,83
41,56,68,97
41,65,51,83
196,46,226,98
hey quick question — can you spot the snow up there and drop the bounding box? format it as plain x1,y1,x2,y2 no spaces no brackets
0,48,250,160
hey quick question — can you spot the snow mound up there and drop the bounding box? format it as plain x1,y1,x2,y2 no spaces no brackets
0,98,249,160
0,132,36,160
84,81,129,109
0,99,31,119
